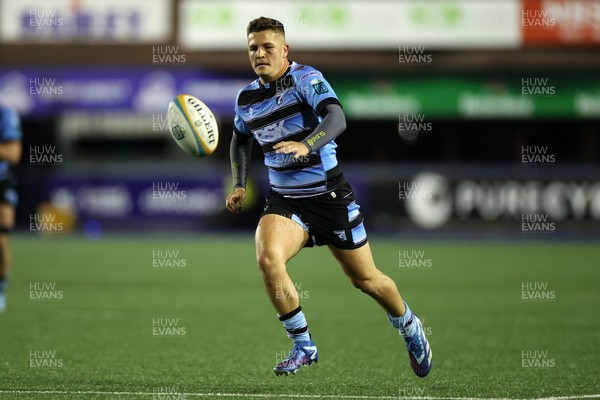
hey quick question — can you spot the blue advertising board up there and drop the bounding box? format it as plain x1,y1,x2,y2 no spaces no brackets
0,68,253,117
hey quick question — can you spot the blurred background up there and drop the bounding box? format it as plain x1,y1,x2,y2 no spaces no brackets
1,0,599,239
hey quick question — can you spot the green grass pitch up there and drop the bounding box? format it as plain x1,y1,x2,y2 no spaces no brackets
1,235,599,399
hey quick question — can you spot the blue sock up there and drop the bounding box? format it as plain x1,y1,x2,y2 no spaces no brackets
0,276,6,293
279,306,310,344
387,301,413,330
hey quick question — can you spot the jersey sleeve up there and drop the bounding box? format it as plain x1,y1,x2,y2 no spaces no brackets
233,92,252,138
294,69,341,117
0,107,23,141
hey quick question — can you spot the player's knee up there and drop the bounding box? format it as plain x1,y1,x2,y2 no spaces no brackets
350,276,377,295
351,271,391,296
256,249,285,275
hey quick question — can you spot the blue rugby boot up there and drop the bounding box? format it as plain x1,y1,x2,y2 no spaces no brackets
273,338,318,376
399,314,432,377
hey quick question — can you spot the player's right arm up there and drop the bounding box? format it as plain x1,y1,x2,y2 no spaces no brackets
226,103,253,214
226,132,252,214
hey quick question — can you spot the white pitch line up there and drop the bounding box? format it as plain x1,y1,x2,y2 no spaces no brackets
1,390,395,399
0,390,599,400
397,397,600,400
536,397,600,400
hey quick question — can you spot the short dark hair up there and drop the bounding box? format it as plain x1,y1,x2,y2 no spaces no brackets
247,17,285,37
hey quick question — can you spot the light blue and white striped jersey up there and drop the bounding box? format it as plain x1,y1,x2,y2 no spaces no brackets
234,62,343,197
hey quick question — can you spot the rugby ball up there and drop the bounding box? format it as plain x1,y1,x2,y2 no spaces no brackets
167,94,219,157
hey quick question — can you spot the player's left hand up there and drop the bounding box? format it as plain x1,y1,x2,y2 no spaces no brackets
273,141,310,159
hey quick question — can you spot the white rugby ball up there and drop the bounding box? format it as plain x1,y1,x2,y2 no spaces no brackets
167,94,219,157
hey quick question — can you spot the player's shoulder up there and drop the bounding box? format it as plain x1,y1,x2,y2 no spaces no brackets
235,79,261,101
289,62,325,83
238,78,260,92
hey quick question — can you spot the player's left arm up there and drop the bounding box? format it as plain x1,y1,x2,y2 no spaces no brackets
273,104,346,158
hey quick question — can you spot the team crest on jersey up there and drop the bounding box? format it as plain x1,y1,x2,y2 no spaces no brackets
310,78,329,94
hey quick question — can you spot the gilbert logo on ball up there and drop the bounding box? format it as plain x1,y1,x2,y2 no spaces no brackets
167,94,219,157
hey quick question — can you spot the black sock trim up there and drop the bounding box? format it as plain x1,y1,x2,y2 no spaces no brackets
285,326,308,335
278,306,302,321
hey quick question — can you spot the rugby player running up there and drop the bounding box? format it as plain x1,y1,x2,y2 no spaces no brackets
225,17,432,377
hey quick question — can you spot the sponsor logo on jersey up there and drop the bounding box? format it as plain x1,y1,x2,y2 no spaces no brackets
300,71,321,81
254,120,290,139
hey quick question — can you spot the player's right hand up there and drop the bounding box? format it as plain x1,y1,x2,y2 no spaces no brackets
225,187,246,214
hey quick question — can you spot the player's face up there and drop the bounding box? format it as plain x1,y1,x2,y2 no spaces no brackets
247,30,289,84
